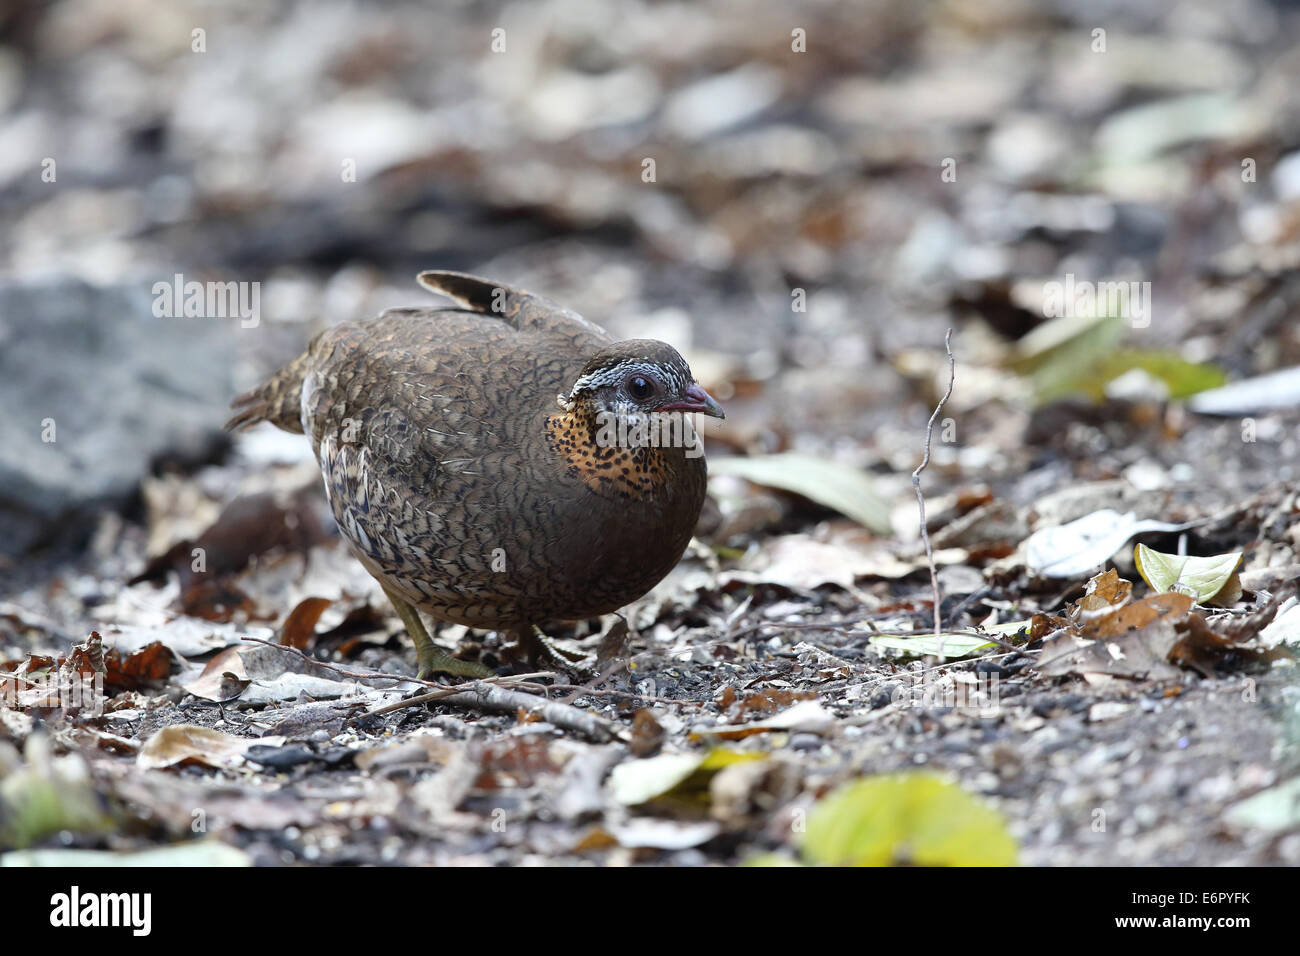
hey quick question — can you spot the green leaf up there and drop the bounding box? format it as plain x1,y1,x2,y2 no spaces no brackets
982,618,1031,636
1009,312,1123,371
1097,349,1226,400
1008,314,1125,404
1005,311,1225,405
868,632,997,658
1133,543,1243,603
743,853,807,867
0,753,114,849
708,453,891,534
801,773,1018,866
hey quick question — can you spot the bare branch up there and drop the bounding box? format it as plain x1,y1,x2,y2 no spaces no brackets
372,680,623,742
912,328,956,654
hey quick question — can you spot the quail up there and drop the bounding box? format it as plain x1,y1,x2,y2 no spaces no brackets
226,272,724,677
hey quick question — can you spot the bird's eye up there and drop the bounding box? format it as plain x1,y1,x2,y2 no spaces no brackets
627,375,654,400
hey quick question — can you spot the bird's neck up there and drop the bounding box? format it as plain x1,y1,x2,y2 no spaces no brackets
544,403,694,499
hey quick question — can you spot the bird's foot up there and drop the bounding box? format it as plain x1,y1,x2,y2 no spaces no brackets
415,643,493,681
508,626,596,678
381,584,492,680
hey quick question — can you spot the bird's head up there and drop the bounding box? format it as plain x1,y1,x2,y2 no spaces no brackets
560,339,724,421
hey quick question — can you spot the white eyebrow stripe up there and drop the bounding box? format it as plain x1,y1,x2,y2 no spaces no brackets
568,359,687,398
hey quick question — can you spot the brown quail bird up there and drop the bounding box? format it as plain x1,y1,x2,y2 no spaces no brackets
226,272,723,678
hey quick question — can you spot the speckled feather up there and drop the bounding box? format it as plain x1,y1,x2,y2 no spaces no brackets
228,272,708,632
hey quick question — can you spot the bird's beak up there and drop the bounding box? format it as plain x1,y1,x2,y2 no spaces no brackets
662,383,725,419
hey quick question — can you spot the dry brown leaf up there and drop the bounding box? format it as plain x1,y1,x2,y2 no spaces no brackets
181,646,251,701
104,641,173,690
1084,592,1194,640
474,738,563,790
64,632,105,678
279,597,333,650
1169,611,1289,676
728,687,817,721
1039,593,1195,680
595,618,631,668
1074,568,1133,619
629,708,665,758
136,725,260,771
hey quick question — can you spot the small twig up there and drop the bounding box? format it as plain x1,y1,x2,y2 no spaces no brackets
241,637,612,737
365,672,550,714
239,635,555,690
766,649,1034,712
240,636,410,685
373,680,622,742
912,328,956,654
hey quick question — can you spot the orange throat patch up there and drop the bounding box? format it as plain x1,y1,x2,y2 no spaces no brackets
544,405,684,499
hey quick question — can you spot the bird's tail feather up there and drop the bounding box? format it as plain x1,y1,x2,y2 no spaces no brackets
225,350,311,433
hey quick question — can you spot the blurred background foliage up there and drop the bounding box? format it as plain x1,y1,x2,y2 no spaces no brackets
2,0,1299,555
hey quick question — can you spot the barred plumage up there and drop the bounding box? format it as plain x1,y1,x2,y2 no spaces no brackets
226,271,723,676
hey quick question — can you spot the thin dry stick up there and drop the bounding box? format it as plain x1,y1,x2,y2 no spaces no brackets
369,680,622,742
240,636,410,684
240,636,621,738
239,635,553,689
365,674,550,715
912,328,956,654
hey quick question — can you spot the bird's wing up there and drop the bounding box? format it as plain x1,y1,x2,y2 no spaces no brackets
415,270,612,347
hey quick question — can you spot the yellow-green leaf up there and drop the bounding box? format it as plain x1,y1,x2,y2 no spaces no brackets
708,453,890,534
1008,314,1125,404
983,618,1032,636
868,632,996,658
1098,349,1226,400
1006,311,1224,405
743,852,807,867
801,772,1018,866
1133,543,1243,604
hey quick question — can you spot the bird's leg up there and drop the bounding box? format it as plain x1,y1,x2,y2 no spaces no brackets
510,626,595,677
381,585,492,679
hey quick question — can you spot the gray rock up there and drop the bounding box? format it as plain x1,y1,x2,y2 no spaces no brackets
0,276,237,556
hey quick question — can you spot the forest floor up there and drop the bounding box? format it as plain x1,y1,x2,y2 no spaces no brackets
2,0,1299,866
